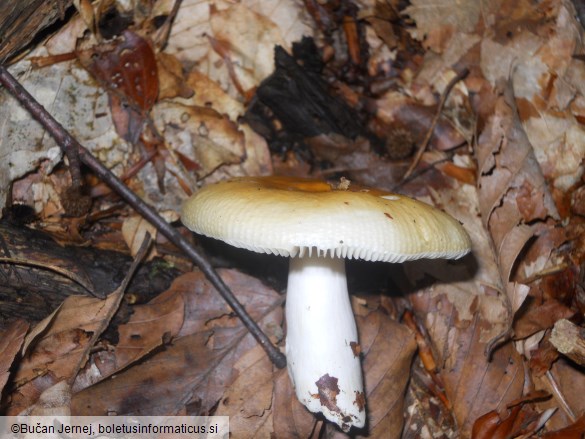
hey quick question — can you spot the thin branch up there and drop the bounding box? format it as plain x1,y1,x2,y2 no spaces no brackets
0,65,287,369
69,233,153,385
401,68,469,182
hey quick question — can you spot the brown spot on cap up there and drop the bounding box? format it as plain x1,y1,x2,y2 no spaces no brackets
315,374,342,414
384,212,393,220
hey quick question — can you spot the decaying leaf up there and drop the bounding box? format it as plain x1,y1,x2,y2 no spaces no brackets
70,269,283,416
0,320,29,396
167,0,312,99
214,344,275,436
77,30,159,144
355,310,417,438
476,80,560,314
8,293,121,414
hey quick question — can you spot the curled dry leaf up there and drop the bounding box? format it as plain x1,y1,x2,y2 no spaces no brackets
121,215,158,258
476,80,559,314
70,269,283,416
541,414,585,439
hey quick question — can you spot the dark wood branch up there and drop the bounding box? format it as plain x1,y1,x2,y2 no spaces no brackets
0,220,179,328
0,0,72,63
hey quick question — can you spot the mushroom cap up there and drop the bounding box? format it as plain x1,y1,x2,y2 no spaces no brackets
181,176,471,262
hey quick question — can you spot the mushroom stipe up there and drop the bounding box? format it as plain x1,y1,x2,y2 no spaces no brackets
181,175,471,432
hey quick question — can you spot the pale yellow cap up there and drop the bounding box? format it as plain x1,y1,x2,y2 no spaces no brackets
181,176,471,262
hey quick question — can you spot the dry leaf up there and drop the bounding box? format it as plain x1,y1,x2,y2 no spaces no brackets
476,80,559,314
214,345,274,436
77,31,158,144
272,368,317,437
70,269,283,416
153,102,245,181
8,293,121,414
122,215,157,257
20,380,72,417
401,173,524,436
355,310,417,438
514,301,575,340
167,0,312,99
403,0,481,51
0,320,29,396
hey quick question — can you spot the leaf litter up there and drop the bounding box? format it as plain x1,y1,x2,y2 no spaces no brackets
0,0,584,437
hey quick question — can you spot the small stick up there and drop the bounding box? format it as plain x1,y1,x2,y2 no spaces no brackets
401,68,469,181
550,319,585,367
0,65,287,369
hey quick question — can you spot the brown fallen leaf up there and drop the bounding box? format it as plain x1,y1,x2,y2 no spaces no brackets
272,368,318,437
8,293,121,415
541,414,585,439
354,310,417,438
214,344,275,437
70,269,283,416
8,238,149,415
471,390,550,439
20,380,72,417
77,30,159,144
152,102,245,181
476,79,560,313
0,320,29,396
72,285,186,389
471,405,522,439
402,169,524,436
514,300,576,340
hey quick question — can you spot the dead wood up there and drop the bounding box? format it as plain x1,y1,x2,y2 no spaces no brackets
551,319,585,367
0,220,179,328
0,0,72,63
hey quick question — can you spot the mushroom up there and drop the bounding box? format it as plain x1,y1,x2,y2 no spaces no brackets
181,176,471,431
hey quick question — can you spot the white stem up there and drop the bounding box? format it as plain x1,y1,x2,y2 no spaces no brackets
285,255,365,432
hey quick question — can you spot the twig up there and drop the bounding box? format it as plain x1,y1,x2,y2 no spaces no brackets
550,319,585,367
391,144,468,192
0,65,287,369
69,233,153,385
401,68,469,182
